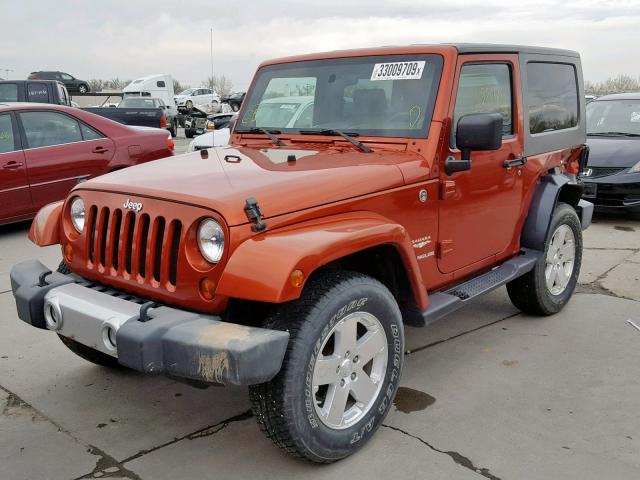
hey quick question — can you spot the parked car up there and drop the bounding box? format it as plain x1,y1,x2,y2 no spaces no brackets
117,97,178,137
250,95,314,128
221,92,245,112
187,127,232,151
174,87,219,112
122,74,177,118
582,93,640,213
82,103,171,135
28,71,90,94
184,111,236,138
0,103,174,225
0,80,70,106
11,44,592,463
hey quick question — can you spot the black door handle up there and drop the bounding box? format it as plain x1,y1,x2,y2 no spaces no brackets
92,146,109,153
503,157,527,168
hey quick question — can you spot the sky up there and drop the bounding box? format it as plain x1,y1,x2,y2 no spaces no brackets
2,0,639,91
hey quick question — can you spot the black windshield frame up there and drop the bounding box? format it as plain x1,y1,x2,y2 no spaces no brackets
237,54,444,139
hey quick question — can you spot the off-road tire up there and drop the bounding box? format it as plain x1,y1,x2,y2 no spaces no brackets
170,119,178,137
55,261,123,369
507,202,582,315
249,270,404,463
185,128,194,139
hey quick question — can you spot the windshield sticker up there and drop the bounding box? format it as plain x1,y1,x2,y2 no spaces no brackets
631,112,640,123
371,61,425,81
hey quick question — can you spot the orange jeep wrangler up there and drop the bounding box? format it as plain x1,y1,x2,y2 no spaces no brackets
11,44,593,462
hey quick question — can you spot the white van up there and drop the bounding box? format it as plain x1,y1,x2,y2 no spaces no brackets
122,74,178,118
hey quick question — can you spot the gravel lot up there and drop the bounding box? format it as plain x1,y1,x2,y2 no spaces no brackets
1,197,639,478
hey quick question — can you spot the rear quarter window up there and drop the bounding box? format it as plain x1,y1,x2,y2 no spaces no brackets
527,62,578,134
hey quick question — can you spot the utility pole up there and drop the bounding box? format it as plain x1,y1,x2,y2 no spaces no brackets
0,68,14,79
210,27,214,90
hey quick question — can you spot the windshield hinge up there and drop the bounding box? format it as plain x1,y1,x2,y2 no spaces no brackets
244,197,267,232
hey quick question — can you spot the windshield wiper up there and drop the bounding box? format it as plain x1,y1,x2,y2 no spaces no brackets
236,127,285,146
588,131,640,137
299,129,372,153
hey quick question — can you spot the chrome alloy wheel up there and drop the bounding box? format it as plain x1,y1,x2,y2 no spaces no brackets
312,311,388,429
545,224,576,295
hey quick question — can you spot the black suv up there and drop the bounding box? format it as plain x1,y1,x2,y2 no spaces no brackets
28,71,90,94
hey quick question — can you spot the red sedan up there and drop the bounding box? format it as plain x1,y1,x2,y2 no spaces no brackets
0,103,174,225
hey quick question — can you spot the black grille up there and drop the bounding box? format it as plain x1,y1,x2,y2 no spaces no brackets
87,207,182,287
583,167,627,178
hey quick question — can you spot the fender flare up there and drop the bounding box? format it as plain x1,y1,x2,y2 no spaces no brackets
521,172,592,251
216,212,428,308
28,201,63,246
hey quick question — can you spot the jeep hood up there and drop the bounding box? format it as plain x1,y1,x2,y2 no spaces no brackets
79,146,410,226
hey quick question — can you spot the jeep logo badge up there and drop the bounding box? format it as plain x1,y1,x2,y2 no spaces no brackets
123,199,143,212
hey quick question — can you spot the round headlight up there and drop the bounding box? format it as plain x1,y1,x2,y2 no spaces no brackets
197,218,225,263
70,197,85,232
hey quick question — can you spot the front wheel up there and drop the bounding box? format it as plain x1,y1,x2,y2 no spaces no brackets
78,84,88,94
507,202,582,315
249,271,404,463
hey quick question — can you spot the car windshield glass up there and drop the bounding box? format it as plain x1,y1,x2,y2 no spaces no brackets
587,99,640,136
237,54,443,138
119,98,158,108
179,89,195,96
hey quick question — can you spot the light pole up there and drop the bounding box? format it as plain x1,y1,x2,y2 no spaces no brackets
1,68,14,79
210,27,214,89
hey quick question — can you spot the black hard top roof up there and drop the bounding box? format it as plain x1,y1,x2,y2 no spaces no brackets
444,43,580,57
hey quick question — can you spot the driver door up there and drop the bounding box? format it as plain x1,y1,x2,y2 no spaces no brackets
437,55,525,274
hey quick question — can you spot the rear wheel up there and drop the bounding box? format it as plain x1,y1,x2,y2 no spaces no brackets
170,119,178,137
78,84,88,94
507,202,582,315
55,261,123,369
249,271,404,462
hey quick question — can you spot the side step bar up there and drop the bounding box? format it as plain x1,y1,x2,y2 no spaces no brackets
421,249,542,326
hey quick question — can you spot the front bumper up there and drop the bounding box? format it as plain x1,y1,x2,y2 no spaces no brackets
582,171,640,212
10,260,289,386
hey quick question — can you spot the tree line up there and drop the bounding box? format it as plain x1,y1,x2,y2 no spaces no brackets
87,74,234,97
585,74,640,96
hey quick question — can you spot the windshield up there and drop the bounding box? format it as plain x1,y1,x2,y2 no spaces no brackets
119,97,158,108
587,99,640,136
237,54,443,138
178,88,195,96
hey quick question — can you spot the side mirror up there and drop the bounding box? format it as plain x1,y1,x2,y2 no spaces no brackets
446,113,503,175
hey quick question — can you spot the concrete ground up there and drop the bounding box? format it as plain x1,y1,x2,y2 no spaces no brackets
1,212,639,480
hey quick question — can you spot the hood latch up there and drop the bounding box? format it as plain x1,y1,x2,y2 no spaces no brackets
244,197,267,232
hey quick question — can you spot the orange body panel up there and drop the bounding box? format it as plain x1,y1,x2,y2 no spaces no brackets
28,44,584,316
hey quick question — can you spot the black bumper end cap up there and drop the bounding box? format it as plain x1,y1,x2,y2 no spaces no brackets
10,260,74,329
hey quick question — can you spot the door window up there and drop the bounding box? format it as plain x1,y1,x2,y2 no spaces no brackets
19,111,83,148
27,83,51,103
0,83,18,102
0,114,17,153
60,73,73,81
452,63,513,145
